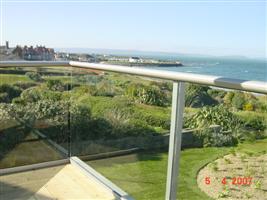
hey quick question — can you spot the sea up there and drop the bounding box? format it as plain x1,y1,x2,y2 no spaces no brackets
148,56,267,82
56,48,267,82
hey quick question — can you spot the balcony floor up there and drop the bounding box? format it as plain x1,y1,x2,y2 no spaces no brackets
0,164,116,200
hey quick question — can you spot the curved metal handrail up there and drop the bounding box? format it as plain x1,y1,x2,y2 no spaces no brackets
0,61,266,94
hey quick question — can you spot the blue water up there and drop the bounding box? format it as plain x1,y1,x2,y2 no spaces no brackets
59,48,266,82
149,56,267,82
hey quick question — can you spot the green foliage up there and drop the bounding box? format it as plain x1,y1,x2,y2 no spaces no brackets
72,79,118,97
79,96,132,116
224,91,259,111
0,84,22,103
73,74,103,84
0,93,9,103
235,111,266,131
32,100,69,122
13,82,37,90
255,180,262,190
25,71,43,82
95,80,117,97
73,85,98,96
186,105,241,132
255,95,267,112
132,104,170,130
185,84,217,107
70,103,93,140
231,92,246,110
46,79,64,91
149,81,172,91
201,128,238,147
102,109,157,138
185,105,241,147
207,89,226,103
0,103,13,123
243,102,254,111
125,83,169,106
18,87,62,103
78,96,169,134
223,91,235,105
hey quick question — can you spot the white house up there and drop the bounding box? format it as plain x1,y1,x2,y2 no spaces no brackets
129,57,142,63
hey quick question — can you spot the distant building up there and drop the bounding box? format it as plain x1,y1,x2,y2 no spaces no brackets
55,52,96,62
0,41,14,56
5,41,9,49
78,54,95,62
12,45,55,61
129,57,142,63
0,41,8,52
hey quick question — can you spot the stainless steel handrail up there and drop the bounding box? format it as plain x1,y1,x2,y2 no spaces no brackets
1,60,266,94
1,60,266,200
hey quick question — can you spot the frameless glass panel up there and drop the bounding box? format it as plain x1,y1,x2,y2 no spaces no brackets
179,85,267,200
70,71,171,199
0,65,70,169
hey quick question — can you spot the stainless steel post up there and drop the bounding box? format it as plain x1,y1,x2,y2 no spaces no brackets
165,81,185,200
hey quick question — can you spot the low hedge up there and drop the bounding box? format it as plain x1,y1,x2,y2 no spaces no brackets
235,111,267,131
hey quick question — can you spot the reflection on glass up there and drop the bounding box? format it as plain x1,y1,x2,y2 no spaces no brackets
0,66,70,168
0,64,266,199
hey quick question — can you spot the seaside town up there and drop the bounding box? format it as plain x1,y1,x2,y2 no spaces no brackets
0,41,183,67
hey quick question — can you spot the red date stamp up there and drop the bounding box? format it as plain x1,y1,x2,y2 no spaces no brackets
205,177,253,185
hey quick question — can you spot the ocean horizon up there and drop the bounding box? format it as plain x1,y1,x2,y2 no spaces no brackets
151,56,267,82
56,48,266,82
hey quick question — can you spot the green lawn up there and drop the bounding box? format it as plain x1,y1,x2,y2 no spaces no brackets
0,74,33,84
44,75,71,83
88,138,267,200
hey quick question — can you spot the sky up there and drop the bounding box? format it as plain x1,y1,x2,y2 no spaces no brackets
1,0,266,58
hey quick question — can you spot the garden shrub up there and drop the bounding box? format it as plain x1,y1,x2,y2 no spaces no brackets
231,92,246,110
235,111,266,131
185,105,241,147
256,96,267,112
102,108,157,138
201,128,238,147
185,84,217,107
19,87,62,103
79,96,132,117
73,85,98,96
0,93,9,103
95,80,117,97
125,83,169,106
73,74,103,85
46,79,65,91
70,103,93,140
0,103,13,123
225,91,258,111
223,91,235,105
133,104,170,130
0,84,22,103
207,89,226,103
243,102,254,111
25,71,43,82
14,82,37,90
149,81,172,92
185,105,240,131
